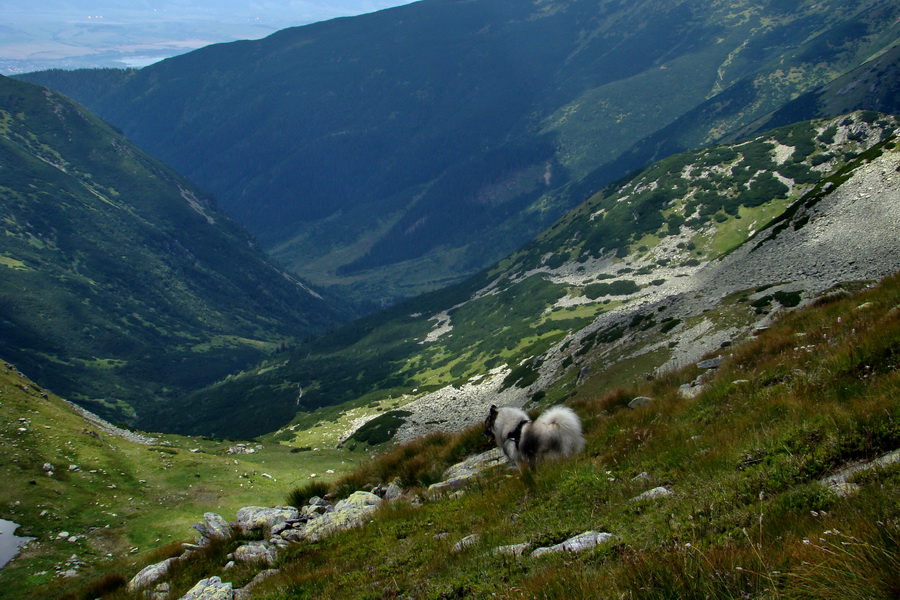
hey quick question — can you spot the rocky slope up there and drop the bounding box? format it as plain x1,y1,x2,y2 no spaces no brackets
388,114,900,442
214,112,899,447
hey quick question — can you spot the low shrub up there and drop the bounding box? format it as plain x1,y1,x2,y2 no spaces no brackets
62,572,127,600
346,410,413,446
287,480,333,507
331,424,491,496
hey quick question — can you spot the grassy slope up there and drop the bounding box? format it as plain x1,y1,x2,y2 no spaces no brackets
3,223,897,599
45,270,900,600
0,367,353,600
202,273,899,599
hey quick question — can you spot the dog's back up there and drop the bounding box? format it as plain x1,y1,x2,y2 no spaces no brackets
487,404,584,469
519,406,585,467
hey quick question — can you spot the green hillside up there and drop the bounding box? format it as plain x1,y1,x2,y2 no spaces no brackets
18,0,900,308
0,75,351,429
171,112,898,439
17,269,898,600
246,271,900,599
729,42,900,141
0,359,355,600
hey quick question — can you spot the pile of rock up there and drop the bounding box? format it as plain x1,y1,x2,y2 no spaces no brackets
127,449,520,599
127,492,387,599
677,355,725,399
226,444,263,455
451,530,616,559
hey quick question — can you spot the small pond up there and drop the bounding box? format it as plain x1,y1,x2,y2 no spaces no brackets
0,519,34,568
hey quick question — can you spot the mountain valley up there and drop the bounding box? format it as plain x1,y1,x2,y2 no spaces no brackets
176,112,900,442
0,75,351,428
18,0,900,308
0,0,899,597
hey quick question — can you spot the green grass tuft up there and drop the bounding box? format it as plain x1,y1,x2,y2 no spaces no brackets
236,273,900,599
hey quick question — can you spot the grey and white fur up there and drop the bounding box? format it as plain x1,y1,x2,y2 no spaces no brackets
484,405,585,469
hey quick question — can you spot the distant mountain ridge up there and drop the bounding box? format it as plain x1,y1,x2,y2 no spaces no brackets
0,75,351,428
18,0,900,309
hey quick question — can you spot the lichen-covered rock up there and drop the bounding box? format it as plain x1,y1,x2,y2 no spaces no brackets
270,522,290,535
146,582,171,600
428,448,506,492
697,356,724,370
451,534,480,553
193,512,233,541
301,491,382,542
279,527,308,544
372,481,404,501
178,576,234,600
235,506,299,535
127,556,179,591
630,487,673,502
301,503,330,518
627,396,654,409
531,531,615,557
678,383,703,399
234,541,277,566
492,543,531,557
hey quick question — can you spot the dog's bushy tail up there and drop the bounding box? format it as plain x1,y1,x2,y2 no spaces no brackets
531,406,585,457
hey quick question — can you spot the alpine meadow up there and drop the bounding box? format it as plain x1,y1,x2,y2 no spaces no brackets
2,0,899,598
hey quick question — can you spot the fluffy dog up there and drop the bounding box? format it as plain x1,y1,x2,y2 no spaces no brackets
484,404,585,469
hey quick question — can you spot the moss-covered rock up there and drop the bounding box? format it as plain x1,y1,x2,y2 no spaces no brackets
301,491,382,542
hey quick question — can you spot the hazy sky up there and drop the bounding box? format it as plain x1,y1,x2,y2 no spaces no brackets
0,1,419,74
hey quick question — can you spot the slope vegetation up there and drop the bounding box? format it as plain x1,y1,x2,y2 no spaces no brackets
0,75,351,429
180,112,900,440
0,358,355,600
44,269,900,600
256,271,900,599
19,0,900,307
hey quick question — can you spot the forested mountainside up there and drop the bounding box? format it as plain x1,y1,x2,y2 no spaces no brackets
160,112,900,439
0,75,351,427
728,43,900,141
18,0,900,309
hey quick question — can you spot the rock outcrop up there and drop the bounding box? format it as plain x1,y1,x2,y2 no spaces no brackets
819,448,900,497
127,556,181,592
301,491,382,542
178,576,233,600
531,531,615,557
193,512,233,542
428,448,507,492
235,506,299,536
